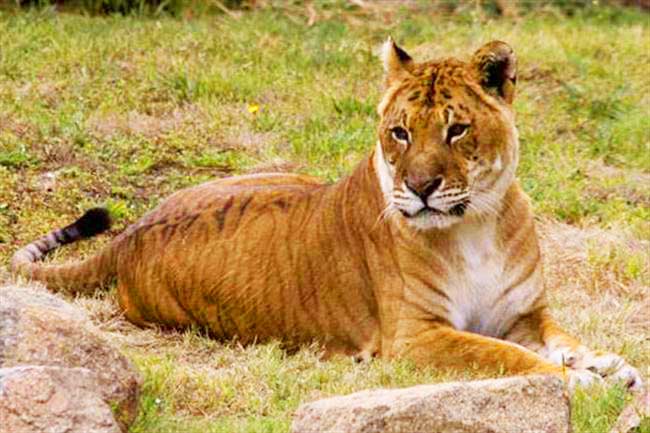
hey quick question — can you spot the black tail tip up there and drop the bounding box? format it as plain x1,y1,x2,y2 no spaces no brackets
75,207,112,238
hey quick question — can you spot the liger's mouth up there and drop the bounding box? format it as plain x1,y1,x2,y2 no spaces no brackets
400,202,468,218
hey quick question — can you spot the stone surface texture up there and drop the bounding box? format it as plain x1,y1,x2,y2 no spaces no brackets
0,283,141,431
0,365,122,433
609,385,650,433
291,375,571,433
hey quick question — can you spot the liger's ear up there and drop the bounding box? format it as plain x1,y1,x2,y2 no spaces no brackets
381,36,413,85
471,41,517,104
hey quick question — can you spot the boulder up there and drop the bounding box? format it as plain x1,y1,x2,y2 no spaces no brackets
0,283,141,430
0,365,122,433
609,385,650,433
291,375,570,433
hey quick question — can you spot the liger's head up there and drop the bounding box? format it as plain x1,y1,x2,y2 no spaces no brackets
375,38,519,231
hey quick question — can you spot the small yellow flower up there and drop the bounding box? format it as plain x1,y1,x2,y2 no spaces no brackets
247,103,259,114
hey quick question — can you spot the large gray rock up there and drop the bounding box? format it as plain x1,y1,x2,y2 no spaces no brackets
0,283,141,430
291,375,570,433
0,365,121,433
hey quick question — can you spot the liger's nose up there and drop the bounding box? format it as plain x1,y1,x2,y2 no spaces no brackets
405,174,443,201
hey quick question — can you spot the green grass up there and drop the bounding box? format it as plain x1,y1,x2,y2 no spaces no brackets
573,385,636,433
125,338,462,433
0,4,648,433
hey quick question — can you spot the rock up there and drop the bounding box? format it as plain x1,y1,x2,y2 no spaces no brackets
36,170,60,192
609,385,650,433
291,375,570,433
0,283,141,431
0,365,121,433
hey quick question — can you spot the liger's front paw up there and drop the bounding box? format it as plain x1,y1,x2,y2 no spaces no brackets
547,346,643,391
567,368,604,391
577,352,644,391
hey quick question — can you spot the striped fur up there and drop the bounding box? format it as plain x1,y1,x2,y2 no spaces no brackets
11,208,115,291
12,41,641,390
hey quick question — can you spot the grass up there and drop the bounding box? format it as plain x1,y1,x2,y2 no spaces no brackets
0,3,648,433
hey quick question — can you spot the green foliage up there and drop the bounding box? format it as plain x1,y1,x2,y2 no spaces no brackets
572,385,630,433
0,148,34,168
126,337,461,433
17,0,189,15
640,417,650,433
187,150,253,171
10,0,649,18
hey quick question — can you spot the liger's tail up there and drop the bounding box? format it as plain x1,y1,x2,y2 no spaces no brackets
11,208,117,293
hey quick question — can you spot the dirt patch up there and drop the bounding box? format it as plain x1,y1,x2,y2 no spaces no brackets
87,104,207,140
582,160,650,207
246,157,302,174
222,130,279,154
583,184,649,207
0,114,39,141
586,160,650,182
519,66,564,84
626,298,650,336
36,82,62,108
539,219,649,299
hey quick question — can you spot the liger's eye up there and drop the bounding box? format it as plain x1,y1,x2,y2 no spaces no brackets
447,123,469,144
391,126,409,143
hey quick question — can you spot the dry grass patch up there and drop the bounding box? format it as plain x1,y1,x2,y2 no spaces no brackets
245,157,301,174
539,220,650,371
87,104,208,141
583,160,650,208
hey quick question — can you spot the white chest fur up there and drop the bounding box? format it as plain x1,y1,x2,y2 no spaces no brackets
445,217,536,338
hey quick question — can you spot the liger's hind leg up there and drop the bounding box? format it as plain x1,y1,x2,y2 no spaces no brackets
116,282,149,327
